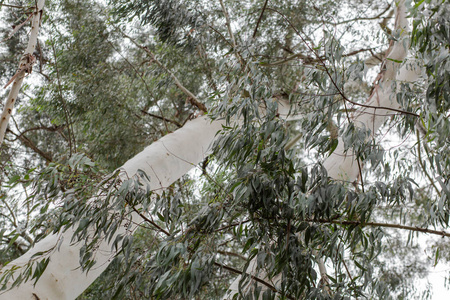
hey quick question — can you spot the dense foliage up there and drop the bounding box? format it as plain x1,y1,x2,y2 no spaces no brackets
1,0,450,299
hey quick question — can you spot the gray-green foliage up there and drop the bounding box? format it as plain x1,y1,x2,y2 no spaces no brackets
1,0,450,299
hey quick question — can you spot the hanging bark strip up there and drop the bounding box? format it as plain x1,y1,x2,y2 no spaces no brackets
0,0,45,146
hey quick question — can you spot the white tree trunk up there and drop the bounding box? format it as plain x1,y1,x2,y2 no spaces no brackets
0,0,45,145
0,96,296,300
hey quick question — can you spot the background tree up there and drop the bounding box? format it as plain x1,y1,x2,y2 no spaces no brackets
0,0,449,299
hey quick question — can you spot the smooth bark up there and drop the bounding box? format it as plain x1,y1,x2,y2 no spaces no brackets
0,98,294,299
0,117,224,299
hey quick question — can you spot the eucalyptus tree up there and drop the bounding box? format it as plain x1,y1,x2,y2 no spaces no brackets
0,0,449,299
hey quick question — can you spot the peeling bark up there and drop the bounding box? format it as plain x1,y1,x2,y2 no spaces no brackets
0,0,45,146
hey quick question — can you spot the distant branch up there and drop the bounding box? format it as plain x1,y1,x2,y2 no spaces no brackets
123,34,207,113
140,110,182,128
15,125,64,139
313,219,450,238
322,4,392,25
266,7,420,119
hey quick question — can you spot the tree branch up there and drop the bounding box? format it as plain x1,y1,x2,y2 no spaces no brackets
322,4,391,25
219,0,237,50
252,0,269,39
6,129,53,162
123,34,208,113
140,110,182,128
312,219,450,238
214,261,296,300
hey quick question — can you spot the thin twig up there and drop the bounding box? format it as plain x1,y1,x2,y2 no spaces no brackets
322,4,391,26
260,48,376,67
416,129,441,197
219,0,237,50
0,4,28,9
140,110,182,128
313,219,450,238
128,204,171,237
214,261,296,300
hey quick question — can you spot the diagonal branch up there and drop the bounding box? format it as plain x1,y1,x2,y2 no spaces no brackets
0,0,45,146
312,219,450,238
123,33,207,113
322,4,392,26
140,110,182,128
219,0,237,50
252,0,269,39
6,129,53,163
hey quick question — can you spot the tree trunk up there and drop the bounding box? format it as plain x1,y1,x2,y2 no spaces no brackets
0,0,45,146
0,97,295,299
0,116,224,299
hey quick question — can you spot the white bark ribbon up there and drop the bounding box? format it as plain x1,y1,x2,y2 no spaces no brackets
324,0,413,181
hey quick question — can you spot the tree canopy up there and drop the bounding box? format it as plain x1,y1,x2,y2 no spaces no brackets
0,0,449,299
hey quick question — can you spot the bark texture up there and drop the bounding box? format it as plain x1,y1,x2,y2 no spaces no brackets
0,0,45,145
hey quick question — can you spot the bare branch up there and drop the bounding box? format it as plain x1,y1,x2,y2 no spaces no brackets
252,0,269,39
312,219,450,238
219,0,237,50
214,261,296,300
6,129,53,162
322,4,392,26
140,110,182,128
